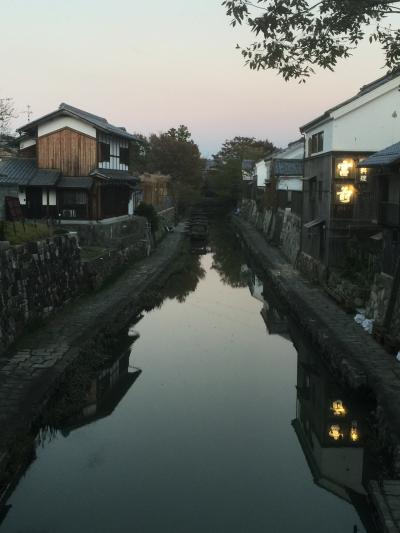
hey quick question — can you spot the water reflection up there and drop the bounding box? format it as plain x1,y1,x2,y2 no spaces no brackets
0,226,383,532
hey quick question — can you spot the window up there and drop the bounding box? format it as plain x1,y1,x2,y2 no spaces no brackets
42,189,57,206
98,142,110,163
309,132,324,155
119,146,129,166
62,191,87,205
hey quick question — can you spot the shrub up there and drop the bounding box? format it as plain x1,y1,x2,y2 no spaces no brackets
135,202,159,233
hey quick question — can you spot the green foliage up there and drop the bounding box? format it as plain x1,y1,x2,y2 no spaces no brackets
223,0,400,81
129,134,150,174
146,125,203,212
3,221,53,245
208,136,276,203
135,202,159,232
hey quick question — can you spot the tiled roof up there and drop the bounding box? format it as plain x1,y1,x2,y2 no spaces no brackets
274,159,303,176
358,142,400,168
0,158,61,186
91,168,140,184
18,103,141,142
0,158,38,185
57,177,94,189
301,70,400,132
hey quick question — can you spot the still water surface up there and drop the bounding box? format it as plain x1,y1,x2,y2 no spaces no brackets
1,229,374,532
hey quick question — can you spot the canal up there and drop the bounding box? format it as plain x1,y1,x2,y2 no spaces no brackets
1,225,379,532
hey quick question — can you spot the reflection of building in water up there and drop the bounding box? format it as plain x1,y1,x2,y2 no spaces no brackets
291,329,378,532
62,350,141,435
256,279,291,341
248,272,264,303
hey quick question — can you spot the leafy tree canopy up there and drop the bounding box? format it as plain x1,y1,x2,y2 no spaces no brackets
146,125,203,211
216,136,275,163
208,136,276,202
222,0,400,81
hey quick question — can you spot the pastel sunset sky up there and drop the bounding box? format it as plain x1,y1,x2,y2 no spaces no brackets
1,0,392,156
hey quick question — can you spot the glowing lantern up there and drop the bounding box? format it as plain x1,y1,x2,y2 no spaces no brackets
329,425,344,441
359,167,368,182
337,159,354,178
336,185,354,204
350,422,359,443
331,400,347,417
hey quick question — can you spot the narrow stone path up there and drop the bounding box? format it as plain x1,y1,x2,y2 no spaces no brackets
233,217,400,453
0,226,184,448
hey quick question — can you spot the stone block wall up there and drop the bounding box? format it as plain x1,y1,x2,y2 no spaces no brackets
280,210,301,265
60,216,150,248
83,239,151,290
366,273,394,326
0,235,83,356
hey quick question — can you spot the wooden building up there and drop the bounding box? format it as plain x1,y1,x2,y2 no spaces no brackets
359,143,400,277
140,173,172,211
0,103,143,221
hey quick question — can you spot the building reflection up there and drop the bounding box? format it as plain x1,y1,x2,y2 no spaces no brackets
248,273,291,341
290,325,378,533
246,272,379,532
61,350,141,435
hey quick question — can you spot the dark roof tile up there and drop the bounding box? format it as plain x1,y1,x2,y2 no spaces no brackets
358,142,400,168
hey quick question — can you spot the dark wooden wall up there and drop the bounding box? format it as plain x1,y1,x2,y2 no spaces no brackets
37,127,97,176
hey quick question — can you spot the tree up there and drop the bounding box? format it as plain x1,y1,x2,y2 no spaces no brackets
222,0,400,81
146,126,203,211
0,98,16,135
209,136,275,202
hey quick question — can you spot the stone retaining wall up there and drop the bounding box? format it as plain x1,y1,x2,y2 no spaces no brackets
83,239,151,290
0,235,83,356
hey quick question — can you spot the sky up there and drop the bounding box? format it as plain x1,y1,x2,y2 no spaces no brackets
0,0,393,156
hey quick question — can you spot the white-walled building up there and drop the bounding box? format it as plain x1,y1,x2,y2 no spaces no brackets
299,70,400,268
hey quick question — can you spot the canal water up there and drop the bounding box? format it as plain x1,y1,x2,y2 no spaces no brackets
1,226,378,532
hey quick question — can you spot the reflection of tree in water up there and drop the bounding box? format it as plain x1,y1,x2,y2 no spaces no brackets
210,221,248,288
163,252,206,303
142,246,206,312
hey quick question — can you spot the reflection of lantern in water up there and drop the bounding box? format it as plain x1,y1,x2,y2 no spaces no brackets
331,400,347,416
350,422,359,442
329,425,344,441
336,185,354,204
337,159,354,177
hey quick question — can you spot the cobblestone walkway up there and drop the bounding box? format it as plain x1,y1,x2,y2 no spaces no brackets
0,227,184,447
233,217,400,447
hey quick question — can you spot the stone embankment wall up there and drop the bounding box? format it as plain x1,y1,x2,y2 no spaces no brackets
241,199,301,265
0,217,154,356
60,216,149,248
83,239,151,290
241,198,400,345
0,235,83,356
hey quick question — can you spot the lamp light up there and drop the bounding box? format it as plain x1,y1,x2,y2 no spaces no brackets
329,425,344,441
350,422,359,443
336,185,354,204
337,159,354,178
331,400,347,416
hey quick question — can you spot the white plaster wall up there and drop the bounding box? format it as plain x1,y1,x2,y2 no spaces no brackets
20,137,36,149
277,178,303,191
38,116,96,138
18,189,26,205
304,122,334,155
280,142,304,159
332,87,400,151
255,160,268,187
